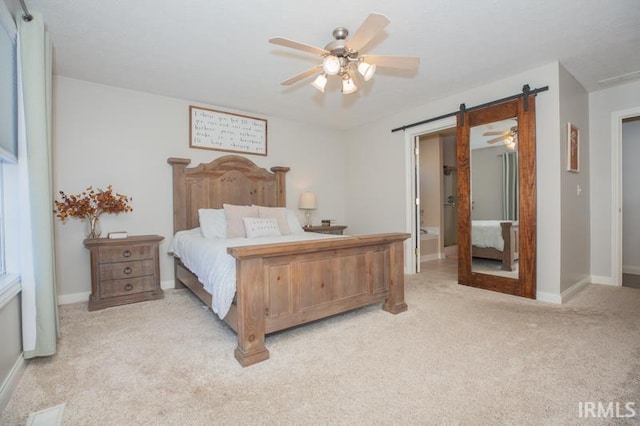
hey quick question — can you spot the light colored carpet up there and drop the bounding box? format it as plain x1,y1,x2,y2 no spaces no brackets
2,259,639,425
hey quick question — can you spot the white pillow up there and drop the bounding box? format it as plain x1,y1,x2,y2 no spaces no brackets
256,206,290,234
198,208,226,239
286,209,304,234
224,204,259,238
242,217,282,238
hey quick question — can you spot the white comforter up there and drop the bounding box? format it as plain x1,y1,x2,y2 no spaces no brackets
168,228,342,319
471,220,515,251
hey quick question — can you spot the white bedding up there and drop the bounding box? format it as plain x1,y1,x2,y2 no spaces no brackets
168,228,343,319
471,220,515,251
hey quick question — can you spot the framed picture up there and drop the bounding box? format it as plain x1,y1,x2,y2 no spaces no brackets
189,105,267,156
567,122,579,173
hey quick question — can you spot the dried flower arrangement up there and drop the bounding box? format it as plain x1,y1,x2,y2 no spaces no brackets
53,185,133,238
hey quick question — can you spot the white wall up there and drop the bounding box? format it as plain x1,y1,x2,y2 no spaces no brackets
471,145,505,220
344,62,562,299
53,76,346,300
589,80,640,283
558,64,590,293
622,119,640,273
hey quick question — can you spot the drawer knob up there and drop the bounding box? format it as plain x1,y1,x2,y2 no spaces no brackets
123,266,132,275
124,283,133,291
122,249,132,258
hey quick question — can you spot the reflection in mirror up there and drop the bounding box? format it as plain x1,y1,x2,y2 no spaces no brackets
470,118,519,278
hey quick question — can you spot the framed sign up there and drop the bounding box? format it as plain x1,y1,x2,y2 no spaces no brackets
189,105,267,156
567,122,579,173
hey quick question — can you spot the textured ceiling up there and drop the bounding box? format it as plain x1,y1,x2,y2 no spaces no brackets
9,0,640,130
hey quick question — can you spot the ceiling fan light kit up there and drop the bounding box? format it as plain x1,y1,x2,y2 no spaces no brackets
269,13,419,95
311,74,328,92
341,75,357,94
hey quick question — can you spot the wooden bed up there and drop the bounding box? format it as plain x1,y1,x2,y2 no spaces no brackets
168,155,409,366
472,221,519,271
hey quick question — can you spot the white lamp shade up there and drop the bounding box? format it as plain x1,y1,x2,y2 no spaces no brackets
311,74,327,92
322,55,341,75
341,76,357,94
358,61,376,81
298,191,317,209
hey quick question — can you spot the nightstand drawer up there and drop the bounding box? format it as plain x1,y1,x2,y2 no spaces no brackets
98,259,154,280
100,276,156,298
98,244,153,262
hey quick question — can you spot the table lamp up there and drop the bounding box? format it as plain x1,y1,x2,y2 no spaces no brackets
298,191,317,228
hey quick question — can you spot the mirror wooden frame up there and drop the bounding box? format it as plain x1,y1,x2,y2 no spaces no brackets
456,96,536,298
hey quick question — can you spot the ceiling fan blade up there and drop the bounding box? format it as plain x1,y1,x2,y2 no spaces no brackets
280,65,323,86
483,130,510,136
346,13,390,52
487,136,508,144
361,55,420,70
269,37,328,56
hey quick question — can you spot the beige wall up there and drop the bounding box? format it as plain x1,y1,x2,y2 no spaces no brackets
559,64,590,293
419,135,441,228
53,76,347,301
0,292,22,411
470,145,506,220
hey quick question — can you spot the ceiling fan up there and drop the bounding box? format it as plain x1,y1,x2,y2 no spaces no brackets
268,13,420,94
483,125,518,149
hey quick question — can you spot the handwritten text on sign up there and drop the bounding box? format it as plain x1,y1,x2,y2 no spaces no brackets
189,106,267,156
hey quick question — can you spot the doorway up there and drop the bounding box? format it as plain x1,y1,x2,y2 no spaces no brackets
417,131,457,266
404,117,457,274
612,107,640,286
622,115,640,288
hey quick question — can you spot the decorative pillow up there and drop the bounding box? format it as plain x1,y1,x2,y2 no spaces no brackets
224,204,259,238
286,209,304,234
198,208,226,239
242,217,281,238
256,206,290,235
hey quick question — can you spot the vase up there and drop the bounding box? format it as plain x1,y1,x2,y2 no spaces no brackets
84,216,102,238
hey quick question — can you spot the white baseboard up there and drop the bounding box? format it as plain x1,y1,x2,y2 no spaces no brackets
57,291,90,305
561,277,590,303
57,280,176,306
590,275,619,286
536,291,561,304
420,253,441,262
622,265,640,275
0,354,25,413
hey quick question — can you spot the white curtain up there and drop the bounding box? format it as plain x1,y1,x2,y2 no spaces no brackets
17,11,58,358
501,152,518,221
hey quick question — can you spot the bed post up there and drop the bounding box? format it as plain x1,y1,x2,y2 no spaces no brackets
167,157,191,232
233,257,269,367
382,239,408,314
270,166,289,207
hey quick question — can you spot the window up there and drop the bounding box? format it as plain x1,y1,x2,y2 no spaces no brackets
0,1,18,296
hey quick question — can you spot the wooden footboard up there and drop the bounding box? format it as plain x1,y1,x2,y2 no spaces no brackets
174,233,409,367
472,222,519,271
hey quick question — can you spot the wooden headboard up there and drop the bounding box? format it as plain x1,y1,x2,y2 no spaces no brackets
167,155,290,233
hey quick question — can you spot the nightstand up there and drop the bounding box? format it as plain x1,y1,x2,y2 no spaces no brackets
303,225,348,235
84,235,164,311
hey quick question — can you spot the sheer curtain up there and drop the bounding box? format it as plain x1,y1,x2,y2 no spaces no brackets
501,152,518,221
17,11,58,358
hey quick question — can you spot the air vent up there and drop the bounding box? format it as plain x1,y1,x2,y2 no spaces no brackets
598,70,640,87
